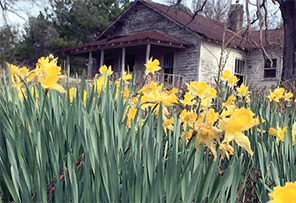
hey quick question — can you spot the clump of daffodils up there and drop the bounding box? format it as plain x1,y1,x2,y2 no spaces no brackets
7,58,295,161
8,54,67,101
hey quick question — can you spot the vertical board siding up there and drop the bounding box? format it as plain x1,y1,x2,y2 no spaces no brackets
199,41,247,84
247,47,282,88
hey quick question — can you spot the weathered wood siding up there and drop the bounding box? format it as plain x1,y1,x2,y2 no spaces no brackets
102,1,201,81
246,47,282,88
199,40,247,84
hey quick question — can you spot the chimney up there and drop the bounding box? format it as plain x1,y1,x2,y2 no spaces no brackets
227,4,243,33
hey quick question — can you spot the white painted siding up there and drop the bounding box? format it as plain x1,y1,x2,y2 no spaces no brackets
247,46,283,88
199,40,247,84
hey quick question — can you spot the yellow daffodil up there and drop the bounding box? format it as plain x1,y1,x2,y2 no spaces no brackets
9,64,29,83
228,76,239,86
268,181,296,203
122,71,132,82
268,126,287,145
180,129,194,145
221,70,231,81
284,91,293,102
69,87,77,103
292,121,296,145
267,91,276,102
36,56,62,76
163,117,174,134
69,87,87,104
222,95,236,108
180,92,196,106
237,83,248,97
138,81,160,95
99,65,113,76
38,74,66,93
218,107,258,156
274,87,285,98
13,82,26,100
193,109,221,161
186,81,216,100
145,57,161,75
220,107,234,119
180,109,197,130
219,142,234,160
268,87,285,102
93,74,106,94
31,86,39,98
124,107,138,128
200,98,213,111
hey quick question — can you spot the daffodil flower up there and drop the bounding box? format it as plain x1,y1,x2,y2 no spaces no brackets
221,70,231,81
145,57,161,75
268,181,296,203
180,92,196,106
228,76,239,86
38,74,66,94
99,65,113,76
268,126,287,145
193,109,221,161
218,107,258,156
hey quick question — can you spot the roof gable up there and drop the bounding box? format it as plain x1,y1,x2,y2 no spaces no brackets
98,0,200,40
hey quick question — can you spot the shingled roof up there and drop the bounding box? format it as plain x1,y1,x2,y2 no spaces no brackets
140,0,284,49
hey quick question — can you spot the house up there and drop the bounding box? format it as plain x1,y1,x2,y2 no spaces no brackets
57,0,284,88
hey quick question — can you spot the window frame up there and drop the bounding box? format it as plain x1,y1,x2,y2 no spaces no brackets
264,58,277,79
234,58,245,86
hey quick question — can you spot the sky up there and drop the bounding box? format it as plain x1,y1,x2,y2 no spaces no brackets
1,0,281,28
0,0,50,26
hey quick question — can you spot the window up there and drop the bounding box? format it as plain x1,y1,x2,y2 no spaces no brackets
163,53,174,83
234,59,245,86
264,59,277,78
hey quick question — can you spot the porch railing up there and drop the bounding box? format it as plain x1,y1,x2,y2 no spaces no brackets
111,71,187,88
154,72,187,88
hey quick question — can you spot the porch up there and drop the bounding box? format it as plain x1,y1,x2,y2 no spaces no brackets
57,30,191,84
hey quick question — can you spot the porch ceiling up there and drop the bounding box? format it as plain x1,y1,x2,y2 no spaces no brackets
57,30,192,56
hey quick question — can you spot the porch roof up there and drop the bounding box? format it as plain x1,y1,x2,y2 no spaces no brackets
57,30,190,55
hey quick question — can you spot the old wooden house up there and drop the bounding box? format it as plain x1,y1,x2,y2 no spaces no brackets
58,0,284,88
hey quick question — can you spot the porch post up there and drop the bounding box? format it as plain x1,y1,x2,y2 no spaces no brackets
66,54,70,75
145,43,151,63
121,47,126,75
100,49,104,67
88,51,93,79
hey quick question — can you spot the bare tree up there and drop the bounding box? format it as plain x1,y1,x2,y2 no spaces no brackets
0,0,40,25
191,0,231,21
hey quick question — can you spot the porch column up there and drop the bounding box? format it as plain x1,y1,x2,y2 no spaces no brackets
88,51,93,79
100,49,104,67
145,43,151,63
66,54,70,75
121,47,126,75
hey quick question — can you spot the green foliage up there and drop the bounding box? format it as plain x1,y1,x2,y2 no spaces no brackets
0,72,245,202
0,25,22,66
0,68,295,202
50,0,130,44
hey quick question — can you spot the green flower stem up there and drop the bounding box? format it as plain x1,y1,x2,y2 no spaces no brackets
170,148,196,202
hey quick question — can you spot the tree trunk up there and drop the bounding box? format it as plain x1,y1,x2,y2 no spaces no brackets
280,1,296,81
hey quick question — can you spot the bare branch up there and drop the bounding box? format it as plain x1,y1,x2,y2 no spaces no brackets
185,0,208,27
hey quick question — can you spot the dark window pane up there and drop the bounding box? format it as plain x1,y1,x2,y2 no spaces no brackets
164,53,174,83
264,69,276,78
